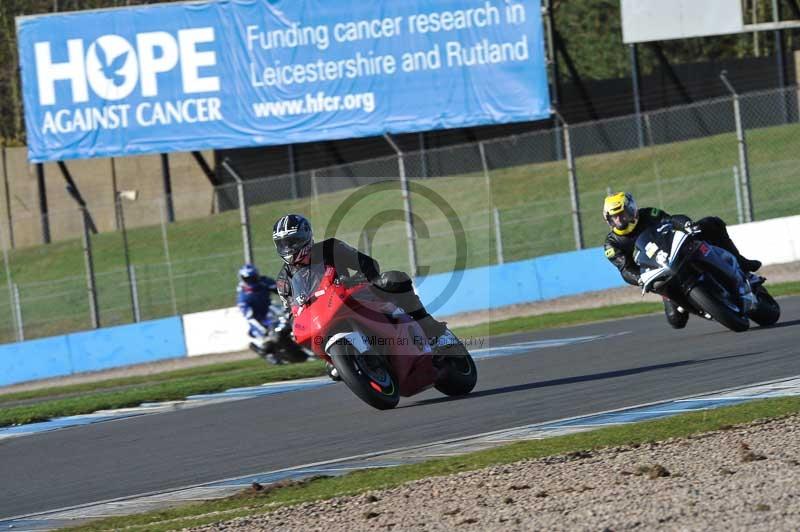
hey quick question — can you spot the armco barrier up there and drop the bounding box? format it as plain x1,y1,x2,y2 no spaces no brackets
0,317,186,387
182,307,250,357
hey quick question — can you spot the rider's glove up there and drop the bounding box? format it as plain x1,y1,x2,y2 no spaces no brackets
683,221,701,234
637,277,645,288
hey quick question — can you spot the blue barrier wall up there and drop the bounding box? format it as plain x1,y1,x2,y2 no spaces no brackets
0,317,186,387
417,246,626,316
0,247,623,387
0,336,73,387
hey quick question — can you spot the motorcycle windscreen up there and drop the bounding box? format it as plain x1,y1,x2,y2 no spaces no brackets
290,262,327,307
634,224,674,269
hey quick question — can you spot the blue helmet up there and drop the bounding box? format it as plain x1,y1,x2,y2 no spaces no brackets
238,263,259,285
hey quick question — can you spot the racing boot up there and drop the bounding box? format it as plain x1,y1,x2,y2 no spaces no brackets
663,298,689,329
697,217,761,272
739,257,762,273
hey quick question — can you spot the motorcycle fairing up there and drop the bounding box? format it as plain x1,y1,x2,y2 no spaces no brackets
292,267,440,397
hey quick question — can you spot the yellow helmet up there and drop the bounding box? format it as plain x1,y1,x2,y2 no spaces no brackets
603,192,639,235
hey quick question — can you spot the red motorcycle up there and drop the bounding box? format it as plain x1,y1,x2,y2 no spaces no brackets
290,264,477,409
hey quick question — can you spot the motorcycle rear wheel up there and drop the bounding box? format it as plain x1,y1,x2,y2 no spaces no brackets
329,342,399,410
749,287,781,327
434,344,477,396
687,284,749,332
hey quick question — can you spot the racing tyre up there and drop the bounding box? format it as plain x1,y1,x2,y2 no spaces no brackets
329,342,399,410
687,284,749,333
749,287,781,327
434,344,477,396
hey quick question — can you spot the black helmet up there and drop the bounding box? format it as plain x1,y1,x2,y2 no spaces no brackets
272,214,313,265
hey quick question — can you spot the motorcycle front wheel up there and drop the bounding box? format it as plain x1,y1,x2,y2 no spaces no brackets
434,343,477,396
749,286,781,327
329,341,399,410
687,284,750,332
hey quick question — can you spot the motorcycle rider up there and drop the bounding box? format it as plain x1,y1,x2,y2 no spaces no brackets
602,192,761,329
272,214,453,352
236,263,289,364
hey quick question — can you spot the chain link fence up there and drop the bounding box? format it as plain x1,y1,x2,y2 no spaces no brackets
2,85,800,343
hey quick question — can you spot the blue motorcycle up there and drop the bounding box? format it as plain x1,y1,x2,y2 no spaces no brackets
249,305,314,364
634,222,780,332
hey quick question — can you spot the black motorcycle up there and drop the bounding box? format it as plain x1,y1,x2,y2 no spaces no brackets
250,305,313,364
634,222,780,332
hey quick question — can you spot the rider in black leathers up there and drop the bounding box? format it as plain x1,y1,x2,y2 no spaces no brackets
602,192,761,329
272,214,448,340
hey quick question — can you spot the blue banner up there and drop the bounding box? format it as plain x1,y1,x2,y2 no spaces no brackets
17,0,550,162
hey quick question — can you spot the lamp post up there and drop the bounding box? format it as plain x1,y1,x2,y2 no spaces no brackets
116,189,140,322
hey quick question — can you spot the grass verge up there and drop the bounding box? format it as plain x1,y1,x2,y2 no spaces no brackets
3,281,798,428
0,359,326,427
65,395,800,531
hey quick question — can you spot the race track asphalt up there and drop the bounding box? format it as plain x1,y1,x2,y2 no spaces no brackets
2,296,799,519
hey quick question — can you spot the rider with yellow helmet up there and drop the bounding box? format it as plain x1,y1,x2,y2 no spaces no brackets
602,192,761,329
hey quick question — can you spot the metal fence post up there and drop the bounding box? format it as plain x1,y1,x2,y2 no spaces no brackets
12,283,23,341
419,132,428,178
1,147,14,249
159,199,179,316
555,112,584,250
359,229,373,256
35,163,51,244
310,169,321,220
115,193,139,323
160,153,175,223
288,145,298,199
221,159,254,265
310,169,318,202
478,141,491,191
720,72,754,223
493,207,504,265
129,264,141,323
383,134,419,277
733,166,744,224
0,221,18,339
79,206,100,329
630,43,645,148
